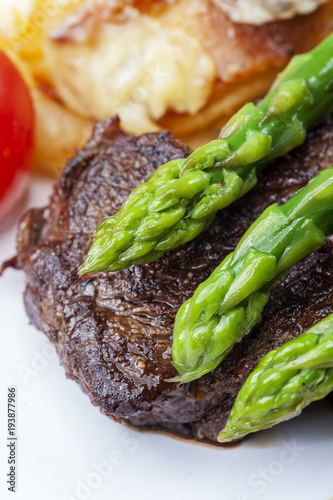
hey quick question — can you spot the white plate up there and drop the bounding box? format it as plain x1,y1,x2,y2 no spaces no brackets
1,175,333,500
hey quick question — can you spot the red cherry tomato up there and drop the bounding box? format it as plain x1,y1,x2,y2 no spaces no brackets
0,51,34,221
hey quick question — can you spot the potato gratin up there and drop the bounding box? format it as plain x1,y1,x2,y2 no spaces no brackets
0,0,333,174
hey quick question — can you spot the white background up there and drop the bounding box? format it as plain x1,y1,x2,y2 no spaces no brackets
0,176,333,500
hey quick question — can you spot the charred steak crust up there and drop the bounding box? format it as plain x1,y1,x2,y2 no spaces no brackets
16,116,333,444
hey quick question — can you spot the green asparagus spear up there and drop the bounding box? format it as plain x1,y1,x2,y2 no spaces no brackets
79,33,333,275
218,313,333,442
169,166,333,383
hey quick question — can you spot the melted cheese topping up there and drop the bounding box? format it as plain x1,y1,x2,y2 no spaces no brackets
37,3,215,134
214,0,328,24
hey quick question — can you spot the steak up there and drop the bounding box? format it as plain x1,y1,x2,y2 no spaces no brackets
9,116,333,444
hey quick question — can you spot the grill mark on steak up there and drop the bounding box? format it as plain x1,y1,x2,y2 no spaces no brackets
14,115,333,444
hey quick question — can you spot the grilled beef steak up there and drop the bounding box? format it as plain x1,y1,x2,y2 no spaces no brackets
12,116,333,444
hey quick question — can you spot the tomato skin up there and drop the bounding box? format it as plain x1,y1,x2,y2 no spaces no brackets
0,51,34,221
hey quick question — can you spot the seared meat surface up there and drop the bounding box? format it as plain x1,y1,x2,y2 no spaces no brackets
14,116,333,444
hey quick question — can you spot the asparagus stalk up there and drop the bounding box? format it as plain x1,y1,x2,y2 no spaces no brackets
79,33,333,275
169,167,333,383
218,313,333,443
